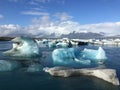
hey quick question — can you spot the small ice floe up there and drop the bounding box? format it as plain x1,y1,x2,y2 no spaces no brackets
43,66,119,86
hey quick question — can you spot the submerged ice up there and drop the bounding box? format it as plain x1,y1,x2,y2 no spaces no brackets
27,64,43,72
0,60,20,71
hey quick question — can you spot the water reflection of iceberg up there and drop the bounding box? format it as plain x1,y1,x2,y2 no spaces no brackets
0,60,20,71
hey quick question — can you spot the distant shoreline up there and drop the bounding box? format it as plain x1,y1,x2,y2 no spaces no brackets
0,37,59,41
0,37,14,41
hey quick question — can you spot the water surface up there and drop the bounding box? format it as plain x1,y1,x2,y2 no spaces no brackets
0,41,120,90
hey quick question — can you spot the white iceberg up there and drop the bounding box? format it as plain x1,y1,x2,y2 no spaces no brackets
44,66,119,86
56,42,69,48
56,39,72,48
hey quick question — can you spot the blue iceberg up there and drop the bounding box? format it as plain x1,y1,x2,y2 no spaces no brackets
52,47,107,66
4,36,40,58
81,47,107,63
52,48,91,66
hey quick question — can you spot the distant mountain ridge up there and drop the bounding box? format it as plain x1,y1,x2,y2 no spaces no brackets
1,31,120,39
60,32,104,39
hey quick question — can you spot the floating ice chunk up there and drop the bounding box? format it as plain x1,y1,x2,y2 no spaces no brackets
52,48,91,65
96,47,107,59
0,60,20,71
52,47,107,66
4,36,40,57
44,66,119,86
56,41,72,48
48,41,56,48
81,47,107,63
42,39,48,44
52,48,75,65
56,42,69,48
36,40,47,47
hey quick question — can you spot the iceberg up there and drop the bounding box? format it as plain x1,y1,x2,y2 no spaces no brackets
35,40,47,47
48,41,56,48
36,39,49,47
56,40,72,48
44,66,120,86
81,47,107,63
52,48,91,65
42,39,48,44
52,47,107,65
4,36,40,57
0,60,20,71
36,39,57,48
56,42,69,48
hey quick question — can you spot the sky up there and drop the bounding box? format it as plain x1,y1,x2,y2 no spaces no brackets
0,0,120,37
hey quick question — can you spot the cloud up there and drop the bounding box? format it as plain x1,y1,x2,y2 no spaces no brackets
28,15,120,36
29,0,65,5
0,12,120,37
27,14,74,36
21,11,49,16
79,22,120,34
30,7,46,11
33,0,51,4
9,0,19,2
0,14,4,19
32,15,51,25
10,0,65,5
54,12,73,21
0,24,25,36
28,0,50,5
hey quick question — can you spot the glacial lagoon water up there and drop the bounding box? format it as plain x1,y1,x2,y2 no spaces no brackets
0,41,120,90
